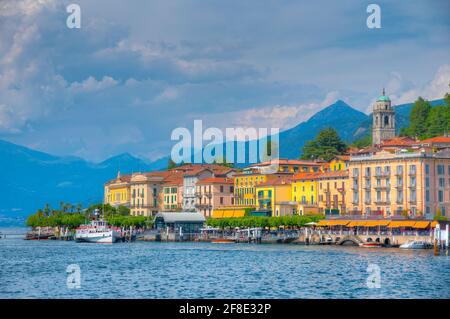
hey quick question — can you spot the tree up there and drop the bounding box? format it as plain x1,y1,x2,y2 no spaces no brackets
425,105,450,138
408,97,432,139
301,128,347,162
351,134,372,148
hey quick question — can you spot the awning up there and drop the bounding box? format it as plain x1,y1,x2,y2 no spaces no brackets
347,221,367,227
328,220,349,226
387,221,416,228
365,220,390,227
431,221,439,228
413,221,430,229
317,220,331,226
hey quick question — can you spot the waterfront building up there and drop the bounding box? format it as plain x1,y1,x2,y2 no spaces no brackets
317,170,349,215
372,89,395,146
233,159,320,207
104,171,131,207
255,176,293,216
292,172,319,205
347,148,450,219
182,164,235,212
162,174,184,212
154,212,206,239
129,172,168,216
195,177,235,218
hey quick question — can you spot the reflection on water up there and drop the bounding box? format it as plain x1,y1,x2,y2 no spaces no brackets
0,230,449,299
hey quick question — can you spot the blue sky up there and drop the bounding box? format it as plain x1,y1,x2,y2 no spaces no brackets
0,0,449,162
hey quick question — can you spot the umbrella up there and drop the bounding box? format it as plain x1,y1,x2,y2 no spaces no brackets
305,222,318,226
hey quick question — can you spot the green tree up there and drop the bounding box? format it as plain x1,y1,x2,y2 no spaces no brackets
425,105,450,138
351,134,372,148
408,97,432,139
301,128,347,161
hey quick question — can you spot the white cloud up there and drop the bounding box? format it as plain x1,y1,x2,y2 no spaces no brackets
200,91,341,136
69,76,118,93
391,64,450,105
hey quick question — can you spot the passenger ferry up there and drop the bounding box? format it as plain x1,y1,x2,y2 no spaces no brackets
75,219,120,243
399,240,432,249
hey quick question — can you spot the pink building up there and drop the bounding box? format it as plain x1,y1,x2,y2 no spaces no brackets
195,177,235,218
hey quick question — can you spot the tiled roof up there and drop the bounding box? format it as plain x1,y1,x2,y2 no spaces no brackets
248,159,321,168
257,176,292,186
418,136,450,144
381,136,416,147
293,172,321,180
196,177,234,185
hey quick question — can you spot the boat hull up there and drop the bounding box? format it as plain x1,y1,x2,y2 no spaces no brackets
75,231,119,244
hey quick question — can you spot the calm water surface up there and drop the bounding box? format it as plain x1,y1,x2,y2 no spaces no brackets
1,228,449,298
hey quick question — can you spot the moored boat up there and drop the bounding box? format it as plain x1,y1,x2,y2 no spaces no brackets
75,219,120,243
211,238,235,244
360,242,382,248
399,241,432,249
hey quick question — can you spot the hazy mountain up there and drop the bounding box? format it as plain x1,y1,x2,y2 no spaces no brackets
0,140,167,222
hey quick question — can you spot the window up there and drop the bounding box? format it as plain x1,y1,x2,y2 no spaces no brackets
409,165,416,175
220,185,224,193
437,165,445,175
376,191,381,202
438,191,444,202
410,176,416,187
439,178,445,188
220,197,224,205
410,189,416,202
425,164,430,175
396,165,403,175
426,190,430,202
397,190,403,203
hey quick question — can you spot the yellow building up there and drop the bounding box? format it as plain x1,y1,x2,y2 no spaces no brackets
291,172,321,215
347,149,450,218
104,171,131,207
328,155,350,171
255,176,292,216
233,160,322,207
317,170,349,215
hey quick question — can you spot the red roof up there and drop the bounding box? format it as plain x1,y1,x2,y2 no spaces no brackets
293,172,321,180
196,177,234,185
381,136,416,147
419,136,450,144
258,176,292,186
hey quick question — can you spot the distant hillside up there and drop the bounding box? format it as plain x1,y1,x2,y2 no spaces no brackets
0,140,167,221
279,100,369,159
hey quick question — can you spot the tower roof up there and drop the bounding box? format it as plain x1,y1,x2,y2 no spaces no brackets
377,88,390,102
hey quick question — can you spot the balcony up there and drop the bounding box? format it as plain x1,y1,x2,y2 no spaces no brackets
374,200,390,205
374,185,388,190
374,172,389,178
394,184,403,189
394,171,403,176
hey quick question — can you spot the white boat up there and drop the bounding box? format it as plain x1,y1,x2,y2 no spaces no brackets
75,219,120,243
399,240,432,249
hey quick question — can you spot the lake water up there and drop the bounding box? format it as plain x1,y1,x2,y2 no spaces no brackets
1,228,449,299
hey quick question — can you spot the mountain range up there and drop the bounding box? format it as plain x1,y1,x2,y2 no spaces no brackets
0,98,444,225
